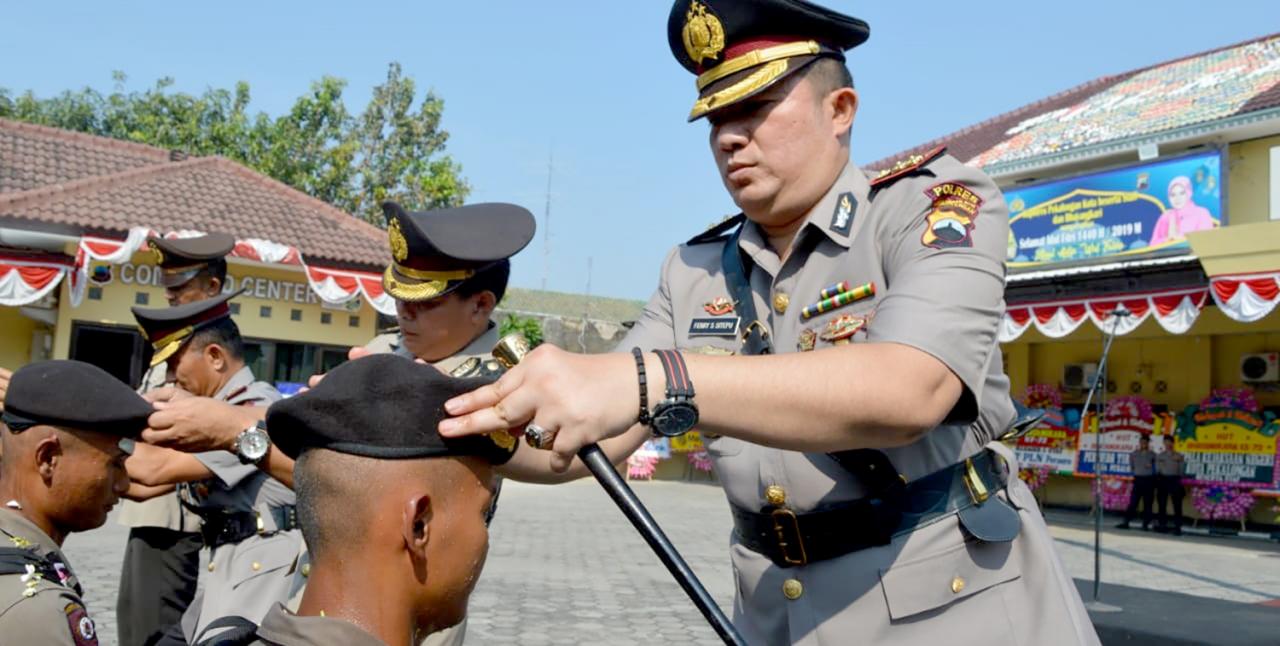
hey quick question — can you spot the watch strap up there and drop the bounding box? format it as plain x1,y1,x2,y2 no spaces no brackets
654,349,694,399
631,347,652,428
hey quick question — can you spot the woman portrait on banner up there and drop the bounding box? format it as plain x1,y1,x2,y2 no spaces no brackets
1149,175,1218,246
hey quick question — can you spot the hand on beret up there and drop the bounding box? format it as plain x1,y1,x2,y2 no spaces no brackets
144,398,262,453
142,386,195,405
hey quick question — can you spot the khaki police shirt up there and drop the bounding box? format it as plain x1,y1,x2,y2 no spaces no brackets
188,366,292,514
0,508,99,646
1156,450,1186,477
616,157,1103,645
1130,449,1156,476
249,603,386,645
118,362,201,531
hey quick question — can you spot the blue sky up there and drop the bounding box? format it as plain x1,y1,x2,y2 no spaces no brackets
2,1,1273,300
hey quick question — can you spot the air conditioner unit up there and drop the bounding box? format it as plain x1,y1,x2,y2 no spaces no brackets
1063,363,1099,390
1240,352,1280,383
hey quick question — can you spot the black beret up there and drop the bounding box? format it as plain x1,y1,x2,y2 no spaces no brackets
148,233,235,287
132,289,242,367
266,354,518,464
1,360,152,438
381,201,535,302
667,0,869,120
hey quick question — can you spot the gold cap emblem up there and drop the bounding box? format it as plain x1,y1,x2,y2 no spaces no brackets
388,217,409,263
682,1,725,66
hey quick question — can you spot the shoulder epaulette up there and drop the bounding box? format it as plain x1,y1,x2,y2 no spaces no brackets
686,214,745,246
869,146,947,190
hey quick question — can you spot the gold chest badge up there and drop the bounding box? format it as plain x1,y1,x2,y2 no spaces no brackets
682,1,725,65
388,218,409,262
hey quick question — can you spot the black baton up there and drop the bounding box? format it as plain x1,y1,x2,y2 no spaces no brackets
492,335,746,646
578,444,747,646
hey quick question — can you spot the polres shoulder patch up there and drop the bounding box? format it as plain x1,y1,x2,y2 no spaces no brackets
64,602,98,646
870,146,947,189
921,181,983,249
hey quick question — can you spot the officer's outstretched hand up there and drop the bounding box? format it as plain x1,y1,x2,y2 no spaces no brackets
0,367,10,412
440,345,640,472
145,397,262,453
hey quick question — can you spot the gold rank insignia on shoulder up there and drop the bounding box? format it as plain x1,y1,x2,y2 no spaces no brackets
682,1,725,65
870,145,947,188
387,217,409,263
9,535,33,548
449,357,482,378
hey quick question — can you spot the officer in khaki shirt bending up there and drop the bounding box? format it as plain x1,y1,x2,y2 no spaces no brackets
440,1,1099,644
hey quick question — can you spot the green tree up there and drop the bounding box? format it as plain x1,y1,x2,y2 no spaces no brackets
0,64,468,226
499,314,545,348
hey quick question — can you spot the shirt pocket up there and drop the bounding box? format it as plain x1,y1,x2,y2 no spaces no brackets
879,538,1022,623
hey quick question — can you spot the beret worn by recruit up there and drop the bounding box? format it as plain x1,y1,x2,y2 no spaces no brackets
148,232,236,288
1,360,152,437
667,0,869,120
132,289,242,367
381,201,535,302
266,354,518,465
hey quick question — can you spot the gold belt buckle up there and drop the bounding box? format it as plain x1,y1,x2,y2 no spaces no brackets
256,512,267,536
770,508,808,566
962,457,990,505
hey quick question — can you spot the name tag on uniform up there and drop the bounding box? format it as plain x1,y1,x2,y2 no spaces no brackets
688,317,740,337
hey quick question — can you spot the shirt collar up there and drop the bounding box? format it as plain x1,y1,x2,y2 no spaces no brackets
213,366,257,402
255,603,388,646
737,161,872,266
431,323,499,374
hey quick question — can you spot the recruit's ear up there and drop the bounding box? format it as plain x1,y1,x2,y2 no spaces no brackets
33,430,63,482
402,493,433,576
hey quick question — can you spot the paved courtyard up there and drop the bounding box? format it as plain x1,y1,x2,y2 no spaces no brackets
64,479,1280,645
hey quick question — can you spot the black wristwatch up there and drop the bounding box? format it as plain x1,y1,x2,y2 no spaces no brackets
648,349,699,437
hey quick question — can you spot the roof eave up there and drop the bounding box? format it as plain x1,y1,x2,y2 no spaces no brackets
984,107,1280,182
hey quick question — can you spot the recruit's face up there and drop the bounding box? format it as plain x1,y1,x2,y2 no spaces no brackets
167,341,222,397
46,427,131,533
708,72,849,226
396,293,488,363
421,459,496,633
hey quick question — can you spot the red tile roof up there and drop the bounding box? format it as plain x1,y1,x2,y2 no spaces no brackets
869,32,1280,172
0,118,388,269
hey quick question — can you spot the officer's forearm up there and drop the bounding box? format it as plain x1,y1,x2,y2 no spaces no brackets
258,445,295,489
126,443,215,486
679,343,961,452
124,482,176,501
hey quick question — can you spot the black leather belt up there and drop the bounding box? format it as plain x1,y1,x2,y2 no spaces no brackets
197,505,299,549
731,450,1010,568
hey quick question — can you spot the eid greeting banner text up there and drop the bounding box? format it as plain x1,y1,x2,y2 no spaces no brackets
1004,151,1223,269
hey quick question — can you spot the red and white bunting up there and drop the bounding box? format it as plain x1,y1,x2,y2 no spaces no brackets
1209,272,1280,323
0,227,397,315
1001,287,1209,342
0,256,75,307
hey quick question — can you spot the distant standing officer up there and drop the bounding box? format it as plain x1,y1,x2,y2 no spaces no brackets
1118,434,1155,530
1156,435,1186,535
440,1,1100,643
0,360,152,646
118,231,236,646
124,292,299,643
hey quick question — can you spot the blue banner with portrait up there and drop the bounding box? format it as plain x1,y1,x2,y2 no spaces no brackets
1004,151,1223,269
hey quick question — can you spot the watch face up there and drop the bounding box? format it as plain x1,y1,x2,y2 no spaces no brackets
240,428,271,461
652,402,699,438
